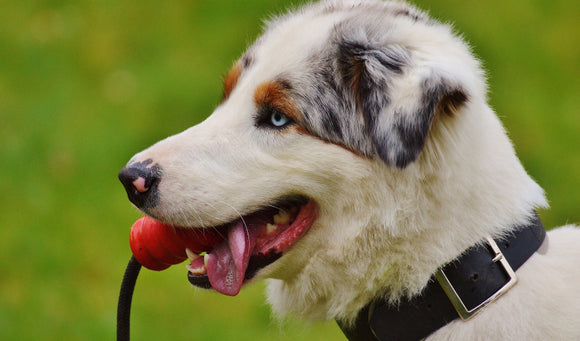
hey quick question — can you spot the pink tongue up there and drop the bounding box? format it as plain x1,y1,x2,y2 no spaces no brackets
205,221,258,296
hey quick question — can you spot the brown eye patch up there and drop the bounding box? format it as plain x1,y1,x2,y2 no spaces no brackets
222,62,242,101
253,81,302,125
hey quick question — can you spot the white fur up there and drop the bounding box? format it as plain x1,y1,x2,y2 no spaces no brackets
127,1,580,339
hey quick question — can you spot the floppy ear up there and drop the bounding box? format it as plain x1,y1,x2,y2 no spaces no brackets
337,40,468,168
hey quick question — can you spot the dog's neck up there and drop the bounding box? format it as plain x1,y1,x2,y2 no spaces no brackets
337,213,546,340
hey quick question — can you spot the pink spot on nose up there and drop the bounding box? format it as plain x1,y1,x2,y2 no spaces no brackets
132,177,148,193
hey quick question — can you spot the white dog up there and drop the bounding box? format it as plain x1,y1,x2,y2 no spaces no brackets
119,1,580,339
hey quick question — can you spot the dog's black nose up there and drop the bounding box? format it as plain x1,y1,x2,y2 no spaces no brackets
118,160,161,209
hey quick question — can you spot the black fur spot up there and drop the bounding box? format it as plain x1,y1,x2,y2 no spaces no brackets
338,40,407,77
337,41,391,135
276,77,294,91
391,8,423,22
390,81,468,167
439,89,468,115
392,109,434,168
319,100,343,139
241,53,253,69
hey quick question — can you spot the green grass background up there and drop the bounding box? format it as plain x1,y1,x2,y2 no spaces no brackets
0,0,578,340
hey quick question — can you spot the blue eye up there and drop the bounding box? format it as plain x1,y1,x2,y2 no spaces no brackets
256,107,295,129
270,111,291,127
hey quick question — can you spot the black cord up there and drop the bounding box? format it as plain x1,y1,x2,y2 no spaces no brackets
117,256,142,341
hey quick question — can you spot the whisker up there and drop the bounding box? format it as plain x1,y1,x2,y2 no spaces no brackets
216,200,248,241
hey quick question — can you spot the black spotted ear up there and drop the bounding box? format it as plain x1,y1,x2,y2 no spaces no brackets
374,80,468,168
337,40,468,168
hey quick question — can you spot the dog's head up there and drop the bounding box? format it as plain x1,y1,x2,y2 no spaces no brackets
119,0,544,321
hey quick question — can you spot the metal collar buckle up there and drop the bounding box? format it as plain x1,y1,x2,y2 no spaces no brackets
435,237,518,320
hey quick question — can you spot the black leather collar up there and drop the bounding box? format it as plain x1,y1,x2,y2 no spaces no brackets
337,213,546,341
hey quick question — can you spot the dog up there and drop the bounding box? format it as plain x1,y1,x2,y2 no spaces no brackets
118,0,580,339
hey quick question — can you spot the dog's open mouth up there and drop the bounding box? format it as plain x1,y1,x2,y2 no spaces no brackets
136,197,318,296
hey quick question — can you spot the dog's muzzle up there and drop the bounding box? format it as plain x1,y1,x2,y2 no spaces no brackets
118,159,161,209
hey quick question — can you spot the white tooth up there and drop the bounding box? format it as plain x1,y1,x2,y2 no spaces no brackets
204,253,209,268
186,248,200,261
273,210,290,225
266,223,277,235
192,268,206,275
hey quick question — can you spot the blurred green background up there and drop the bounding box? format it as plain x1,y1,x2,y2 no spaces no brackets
0,0,578,340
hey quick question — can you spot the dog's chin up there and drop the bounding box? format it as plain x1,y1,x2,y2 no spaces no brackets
181,196,319,296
